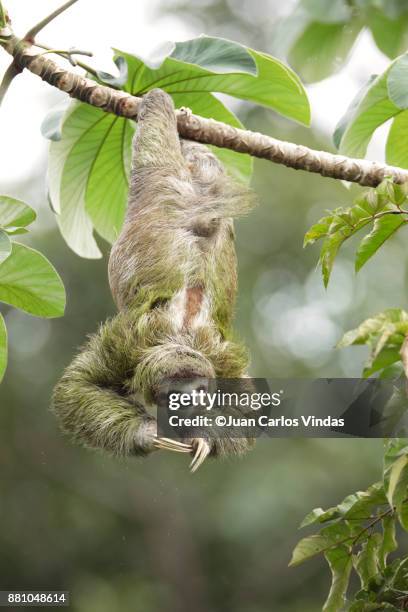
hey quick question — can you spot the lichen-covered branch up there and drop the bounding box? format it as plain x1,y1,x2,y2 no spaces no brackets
1,30,408,187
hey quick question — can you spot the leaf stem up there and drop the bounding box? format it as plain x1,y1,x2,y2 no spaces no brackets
24,0,79,41
0,59,21,105
33,42,98,76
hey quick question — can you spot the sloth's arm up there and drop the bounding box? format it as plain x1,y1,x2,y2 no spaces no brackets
132,88,185,171
52,316,157,457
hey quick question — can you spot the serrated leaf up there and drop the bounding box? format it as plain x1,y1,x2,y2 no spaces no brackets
387,52,408,109
384,438,408,470
338,310,408,348
0,243,66,318
363,347,401,378
303,213,333,246
339,483,388,520
320,228,352,287
397,500,408,531
0,196,36,229
323,546,352,612
386,453,408,507
380,515,397,568
289,535,336,566
300,507,340,528
170,36,257,75
0,229,11,264
355,214,406,272
0,312,7,383
354,534,381,589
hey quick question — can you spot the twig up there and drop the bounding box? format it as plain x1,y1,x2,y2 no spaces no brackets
34,43,96,74
1,30,408,187
0,58,20,105
24,0,79,42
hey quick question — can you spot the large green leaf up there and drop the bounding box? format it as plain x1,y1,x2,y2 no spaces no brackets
0,312,7,383
338,71,400,157
368,9,408,58
333,76,377,149
48,103,102,258
289,20,361,83
118,45,310,125
387,53,408,108
386,109,408,168
0,243,65,317
0,229,11,264
0,196,36,230
170,36,257,75
355,213,406,272
84,114,134,244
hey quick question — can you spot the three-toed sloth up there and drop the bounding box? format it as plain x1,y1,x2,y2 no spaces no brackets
52,89,255,471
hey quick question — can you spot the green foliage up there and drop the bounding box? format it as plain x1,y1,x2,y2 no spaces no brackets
44,35,310,258
291,476,408,610
0,312,6,382
0,196,66,384
338,308,408,377
335,51,408,169
304,179,408,286
275,0,408,83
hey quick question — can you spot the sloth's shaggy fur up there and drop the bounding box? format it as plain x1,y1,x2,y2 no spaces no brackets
52,89,255,459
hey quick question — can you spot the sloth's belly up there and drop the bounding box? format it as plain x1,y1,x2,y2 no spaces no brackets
167,286,210,332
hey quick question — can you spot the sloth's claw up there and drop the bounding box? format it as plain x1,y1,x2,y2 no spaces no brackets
190,439,211,473
154,436,192,453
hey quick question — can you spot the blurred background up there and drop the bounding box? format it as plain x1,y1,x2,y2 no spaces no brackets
0,1,404,610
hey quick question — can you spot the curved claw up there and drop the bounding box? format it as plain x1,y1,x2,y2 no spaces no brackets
154,436,192,453
190,438,211,473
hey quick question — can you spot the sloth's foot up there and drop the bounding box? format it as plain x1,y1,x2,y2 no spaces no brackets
153,436,192,453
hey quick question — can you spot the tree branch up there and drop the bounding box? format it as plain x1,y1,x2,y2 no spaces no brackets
1,31,408,187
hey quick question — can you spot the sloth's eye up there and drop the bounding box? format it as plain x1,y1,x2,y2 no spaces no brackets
151,297,169,310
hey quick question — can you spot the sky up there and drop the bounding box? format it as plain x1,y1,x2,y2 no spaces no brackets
0,0,391,190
